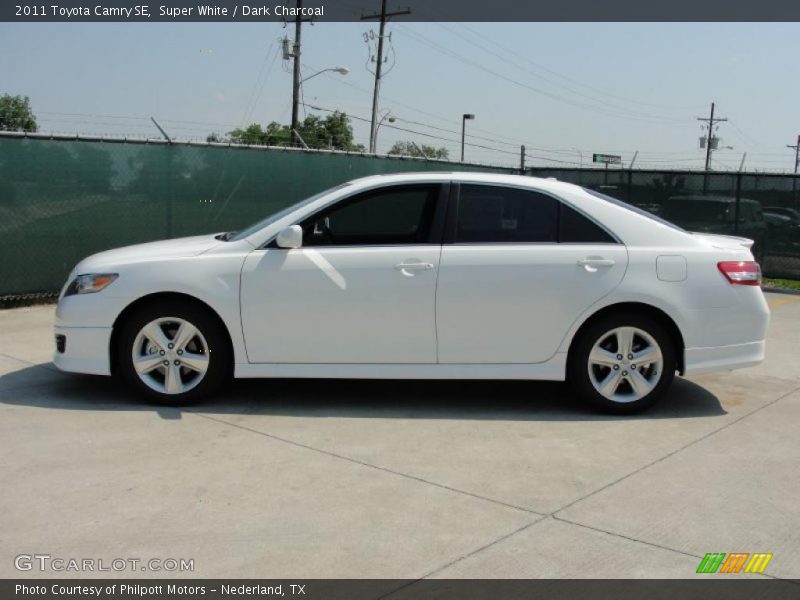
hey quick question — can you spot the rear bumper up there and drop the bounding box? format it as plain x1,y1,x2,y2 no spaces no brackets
683,340,765,376
52,326,113,376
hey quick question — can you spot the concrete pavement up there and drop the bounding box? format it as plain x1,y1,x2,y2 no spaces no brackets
1,293,799,579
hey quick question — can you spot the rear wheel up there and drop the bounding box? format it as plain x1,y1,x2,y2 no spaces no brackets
117,301,231,404
569,313,676,414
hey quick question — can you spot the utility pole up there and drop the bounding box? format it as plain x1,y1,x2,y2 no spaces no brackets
787,134,800,174
519,145,526,174
361,0,411,153
788,134,800,207
697,102,728,172
290,0,314,146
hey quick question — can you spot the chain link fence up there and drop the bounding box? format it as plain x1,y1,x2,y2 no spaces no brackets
0,133,510,297
2,133,799,299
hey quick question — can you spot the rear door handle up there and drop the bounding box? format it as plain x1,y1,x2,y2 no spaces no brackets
577,258,615,267
577,257,615,272
394,262,434,271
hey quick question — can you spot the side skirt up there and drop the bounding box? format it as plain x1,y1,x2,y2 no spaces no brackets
234,353,567,381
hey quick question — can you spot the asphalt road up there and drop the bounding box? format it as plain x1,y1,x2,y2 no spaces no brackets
1,293,799,580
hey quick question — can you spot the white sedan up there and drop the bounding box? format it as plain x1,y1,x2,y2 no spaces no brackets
54,173,769,413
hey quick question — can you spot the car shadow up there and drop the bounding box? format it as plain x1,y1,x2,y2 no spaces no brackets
0,363,726,421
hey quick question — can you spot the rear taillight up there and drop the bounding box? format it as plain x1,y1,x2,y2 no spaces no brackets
717,261,762,286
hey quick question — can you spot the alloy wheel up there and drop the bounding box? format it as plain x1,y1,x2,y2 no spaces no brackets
131,317,210,395
587,326,664,403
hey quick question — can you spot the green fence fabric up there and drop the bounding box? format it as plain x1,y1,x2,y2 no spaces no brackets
1,135,799,296
0,136,508,295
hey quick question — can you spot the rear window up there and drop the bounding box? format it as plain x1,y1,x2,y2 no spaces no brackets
559,203,616,243
456,185,558,243
584,188,686,232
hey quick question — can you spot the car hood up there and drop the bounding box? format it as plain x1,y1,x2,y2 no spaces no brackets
75,234,223,270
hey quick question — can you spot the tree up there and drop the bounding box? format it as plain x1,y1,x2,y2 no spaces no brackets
226,123,265,145
0,94,38,132
224,112,363,152
300,111,364,152
388,141,449,160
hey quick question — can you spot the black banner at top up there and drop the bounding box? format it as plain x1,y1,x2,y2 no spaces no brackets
4,0,800,22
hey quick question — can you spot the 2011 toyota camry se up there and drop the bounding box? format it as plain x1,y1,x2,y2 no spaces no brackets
54,173,770,413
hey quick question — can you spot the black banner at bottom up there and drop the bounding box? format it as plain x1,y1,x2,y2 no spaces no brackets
3,579,800,600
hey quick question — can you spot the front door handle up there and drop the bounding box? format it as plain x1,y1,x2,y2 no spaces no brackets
394,262,434,277
394,262,434,271
577,257,615,272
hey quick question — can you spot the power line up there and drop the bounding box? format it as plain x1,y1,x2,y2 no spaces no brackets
239,39,280,128
394,25,689,125
434,23,695,122
302,63,616,157
452,23,705,112
303,102,587,166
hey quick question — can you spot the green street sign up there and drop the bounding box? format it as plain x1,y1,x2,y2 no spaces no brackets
593,153,622,165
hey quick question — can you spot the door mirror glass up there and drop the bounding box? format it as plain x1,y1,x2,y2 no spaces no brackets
276,225,303,249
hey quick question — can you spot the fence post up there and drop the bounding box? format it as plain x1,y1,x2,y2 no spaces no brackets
166,147,174,239
626,169,633,203
734,173,741,236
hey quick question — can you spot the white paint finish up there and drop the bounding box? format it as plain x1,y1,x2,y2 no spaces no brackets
234,353,567,380
437,244,628,363
52,172,770,385
52,326,113,375
56,238,254,367
683,340,766,375
240,246,440,363
656,255,688,282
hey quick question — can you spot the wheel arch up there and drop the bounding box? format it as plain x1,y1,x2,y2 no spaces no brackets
109,291,235,375
567,302,686,374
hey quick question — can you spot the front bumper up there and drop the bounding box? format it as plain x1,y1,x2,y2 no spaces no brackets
52,326,113,376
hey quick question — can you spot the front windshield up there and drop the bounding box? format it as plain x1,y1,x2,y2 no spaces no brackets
227,183,352,242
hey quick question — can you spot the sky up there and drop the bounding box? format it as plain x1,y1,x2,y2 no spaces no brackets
1,20,799,171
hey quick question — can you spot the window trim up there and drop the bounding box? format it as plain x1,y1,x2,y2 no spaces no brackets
263,182,450,249
445,182,621,245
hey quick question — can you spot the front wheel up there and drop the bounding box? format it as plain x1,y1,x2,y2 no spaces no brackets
569,314,676,414
117,301,231,404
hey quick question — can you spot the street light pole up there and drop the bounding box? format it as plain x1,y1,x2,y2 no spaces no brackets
300,67,349,85
374,110,395,151
461,113,474,163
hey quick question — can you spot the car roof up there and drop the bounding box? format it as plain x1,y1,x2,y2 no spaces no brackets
346,171,582,195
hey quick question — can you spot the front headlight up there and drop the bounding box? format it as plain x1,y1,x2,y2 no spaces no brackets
64,273,118,296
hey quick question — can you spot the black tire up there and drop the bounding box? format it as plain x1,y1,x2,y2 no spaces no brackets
568,313,676,414
117,299,231,405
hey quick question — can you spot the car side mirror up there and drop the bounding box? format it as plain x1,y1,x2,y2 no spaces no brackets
276,225,303,249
